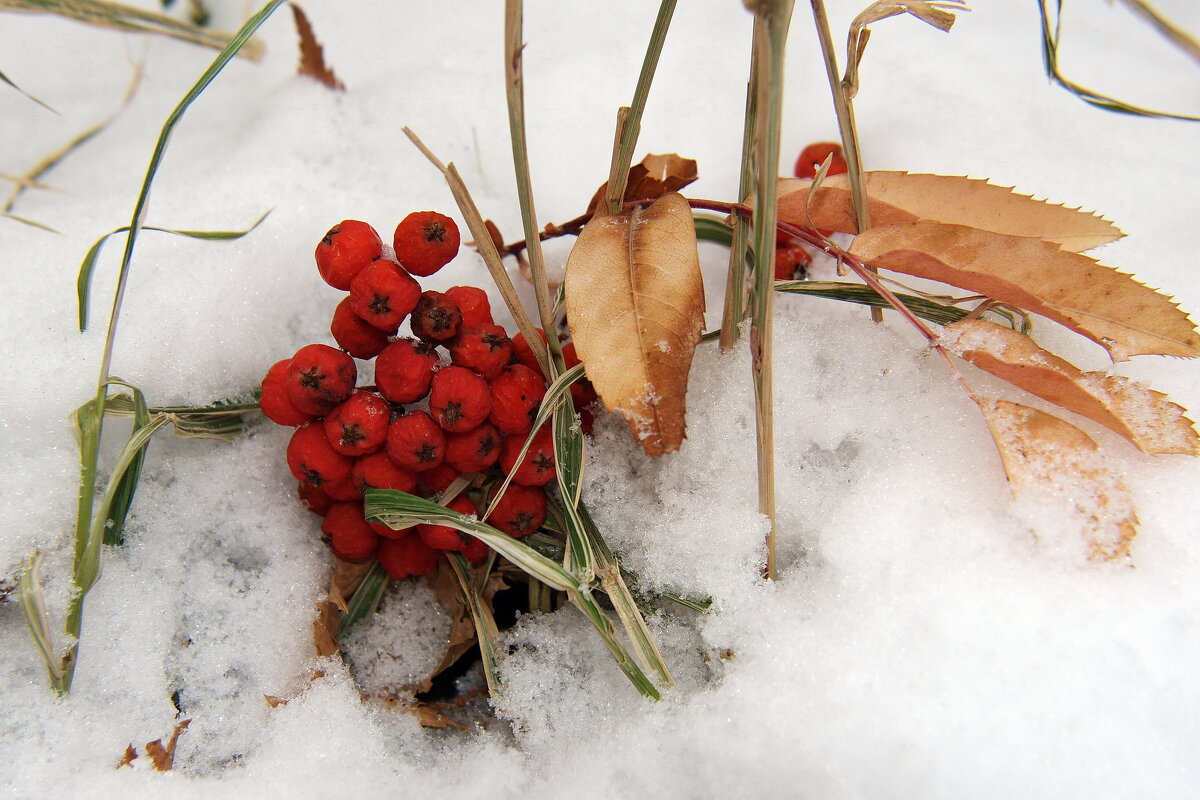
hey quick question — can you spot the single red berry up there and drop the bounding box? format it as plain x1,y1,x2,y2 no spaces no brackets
561,342,598,411
287,423,353,487
774,242,812,281
322,474,362,501
511,328,549,378
286,344,357,416
444,422,500,474
448,323,513,380
323,391,390,456
489,364,547,436
375,338,440,404
410,291,463,343
316,220,383,290
794,141,848,180
351,452,418,496
430,366,492,433
461,536,489,565
419,463,461,496
499,426,556,487
394,211,460,277
261,359,314,426
416,495,477,552
297,480,334,515
322,502,379,561
330,297,390,360
487,484,546,539
349,259,421,332
445,285,493,327
378,535,440,580
386,410,446,472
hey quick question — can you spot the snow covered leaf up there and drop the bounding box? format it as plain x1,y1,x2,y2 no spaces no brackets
291,4,343,90
564,192,705,456
942,319,1200,454
587,153,698,215
977,399,1139,560
777,172,1123,252
849,221,1200,361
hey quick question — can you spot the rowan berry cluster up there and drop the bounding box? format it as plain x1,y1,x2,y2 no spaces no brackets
261,211,591,581
774,141,850,281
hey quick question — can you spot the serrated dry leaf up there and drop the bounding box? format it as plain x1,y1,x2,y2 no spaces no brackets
978,399,1139,560
312,600,340,658
849,221,1200,361
777,172,1123,252
292,4,344,91
587,154,699,216
564,192,705,456
942,319,1200,454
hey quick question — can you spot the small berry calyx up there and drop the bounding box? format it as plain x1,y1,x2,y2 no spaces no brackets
410,291,463,343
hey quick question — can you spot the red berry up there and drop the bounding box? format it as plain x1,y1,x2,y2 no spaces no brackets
444,422,501,474
430,366,492,433
386,410,446,472
410,291,463,343
794,142,848,180
378,535,439,580
448,323,513,380
511,328,548,378
348,259,421,332
287,423,352,487
394,211,460,277
445,285,493,327
286,344,357,416
461,537,489,565
316,220,383,290
499,426,556,487
351,452,418,496
374,338,440,404
322,474,362,501
487,484,546,538
323,391,390,456
774,242,812,281
330,297,390,360
419,463,461,496
261,359,314,426
322,502,379,561
561,342,598,411
297,480,334,515
489,364,546,436
416,495,477,552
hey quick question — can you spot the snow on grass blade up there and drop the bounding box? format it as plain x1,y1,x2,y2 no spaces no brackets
446,553,501,695
76,211,271,331
17,552,64,689
364,489,581,593
335,562,388,640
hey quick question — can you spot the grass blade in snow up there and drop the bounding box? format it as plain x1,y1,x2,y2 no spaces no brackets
336,562,389,640
447,553,501,695
568,588,661,700
17,552,64,688
104,393,261,441
101,380,152,546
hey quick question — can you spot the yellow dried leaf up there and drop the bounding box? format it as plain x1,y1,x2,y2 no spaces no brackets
942,319,1200,454
777,172,1123,251
849,221,1200,361
978,399,1138,560
564,192,705,457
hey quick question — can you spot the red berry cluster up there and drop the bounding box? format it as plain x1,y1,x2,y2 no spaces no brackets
261,212,591,582
774,141,850,281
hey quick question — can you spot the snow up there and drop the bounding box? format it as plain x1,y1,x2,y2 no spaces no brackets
3,1,1200,798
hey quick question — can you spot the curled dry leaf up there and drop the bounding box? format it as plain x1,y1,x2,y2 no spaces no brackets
942,319,1200,454
977,399,1139,560
777,172,1123,251
587,153,699,216
849,221,1200,361
564,192,705,457
843,2,966,97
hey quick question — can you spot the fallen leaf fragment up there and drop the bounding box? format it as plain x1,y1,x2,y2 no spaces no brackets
328,556,374,613
564,192,705,456
312,600,341,658
424,560,507,693
116,745,137,769
292,4,344,90
942,319,1200,454
977,399,1138,560
588,153,699,216
118,720,191,771
777,172,1123,251
849,221,1200,361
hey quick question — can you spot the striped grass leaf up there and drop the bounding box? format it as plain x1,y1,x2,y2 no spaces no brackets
364,489,582,593
568,587,661,700
104,393,261,441
335,561,389,640
446,553,501,695
77,211,271,331
16,552,64,688
100,380,151,546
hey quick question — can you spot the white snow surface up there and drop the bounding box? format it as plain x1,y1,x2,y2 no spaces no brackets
2,1,1200,798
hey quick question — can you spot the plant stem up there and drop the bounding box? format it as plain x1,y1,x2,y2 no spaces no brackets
605,0,677,215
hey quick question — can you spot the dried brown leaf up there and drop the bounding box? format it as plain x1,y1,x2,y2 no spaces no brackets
778,172,1123,252
116,745,137,769
312,600,340,658
564,192,705,456
367,694,471,730
942,319,1200,454
849,221,1200,361
328,556,374,613
976,399,1138,560
291,4,344,91
587,154,698,216
143,720,191,772
423,561,507,693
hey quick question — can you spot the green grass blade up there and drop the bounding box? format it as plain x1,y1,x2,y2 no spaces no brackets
17,552,65,690
77,212,271,331
446,553,501,695
100,380,151,546
568,589,661,700
106,393,262,441
335,561,389,640
694,214,734,247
